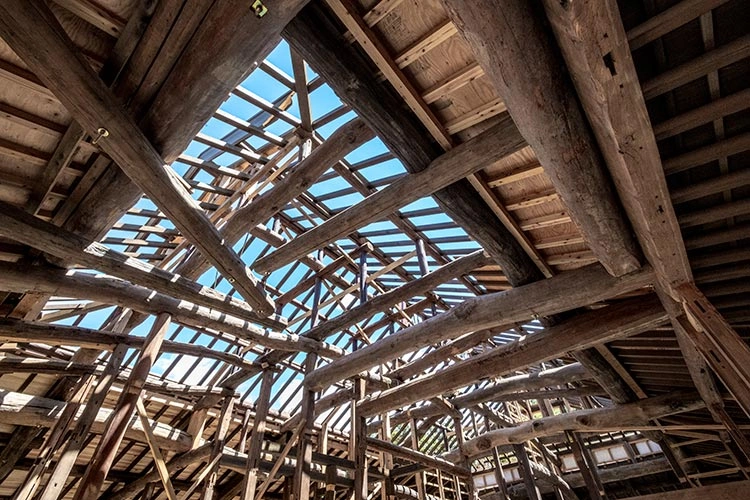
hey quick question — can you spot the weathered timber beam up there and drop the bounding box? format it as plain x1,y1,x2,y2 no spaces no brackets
0,318,259,371
445,391,703,461
0,357,96,376
177,118,374,280
617,480,750,500
283,3,543,286
0,389,192,452
253,114,526,274
0,262,341,357
0,0,274,315
357,295,667,416
0,200,285,330
305,264,654,391
298,250,491,342
441,0,642,277
141,0,310,162
366,437,470,478
540,0,691,296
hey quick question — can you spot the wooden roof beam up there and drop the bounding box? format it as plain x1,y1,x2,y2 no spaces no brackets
176,118,374,280
0,0,275,315
253,114,526,274
304,263,654,391
442,0,642,277
358,295,667,416
0,262,341,357
0,200,285,330
283,3,543,287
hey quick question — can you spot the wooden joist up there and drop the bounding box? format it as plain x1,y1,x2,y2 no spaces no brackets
253,114,526,274
300,250,490,342
442,0,642,277
177,118,374,280
304,264,654,391
366,437,470,479
0,200,285,330
357,295,667,416
445,391,704,461
283,3,544,287
0,262,341,357
0,0,275,316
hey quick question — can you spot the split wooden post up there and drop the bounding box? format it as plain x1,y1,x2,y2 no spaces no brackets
566,432,604,500
513,444,543,500
135,398,178,500
352,377,369,500
409,419,426,500
242,369,276,500
74,312,172,500
491,447,510,500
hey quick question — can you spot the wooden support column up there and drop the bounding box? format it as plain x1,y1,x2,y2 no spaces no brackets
352,378,368,500
203,394,235,500
441,0,642,277
409,419,426,500
0,0,274,314
514,444,542,500
491,448,510,500
381,414,395,500
74,312,171,500
242,369,276,500
566,432,605,500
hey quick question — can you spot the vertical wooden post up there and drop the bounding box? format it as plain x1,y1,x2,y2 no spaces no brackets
358,246,368,306
242,369,276,499
453,416,477,500
567,431,605,500
381,414,395,500
410,419,426,500
202,393,235,500
415,239,436,317
74,312,171,500
513,444,542,500
352,377,368,500
296,273,323,500
491,447,510,500
325,465,338,500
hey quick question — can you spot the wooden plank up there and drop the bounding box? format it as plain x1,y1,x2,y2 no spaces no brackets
177,118,373,280
0,200,285,329
253,114,526,274
242,370,276,500
447,391,703,461
357,295,667,416
0,261,340,356
443,0,642,277
304,264,654,391
283,3,544,287
0,0,275,315
541,0,692,295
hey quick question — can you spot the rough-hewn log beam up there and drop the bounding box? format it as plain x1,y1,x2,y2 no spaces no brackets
446,391,703,461
366,437,470,478
283,3,543,286
300,250,490,342
358,295,667,416
0,0,274,315
305,264,654,391
253,115,526,274
177,118,374,279
0,200,284,329
441,0,642,277
540,0,691,296
0,262,341,357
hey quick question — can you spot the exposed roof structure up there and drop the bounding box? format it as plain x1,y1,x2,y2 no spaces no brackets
0,0,748,499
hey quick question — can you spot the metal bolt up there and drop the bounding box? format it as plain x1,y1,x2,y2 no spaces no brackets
91,127,109,145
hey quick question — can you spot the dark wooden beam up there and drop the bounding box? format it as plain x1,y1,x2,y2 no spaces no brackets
282,3,543,287
305,264,654,391
441,0,642,277
0,0,275,314
253,114,526,274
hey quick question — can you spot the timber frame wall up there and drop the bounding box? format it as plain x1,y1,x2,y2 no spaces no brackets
0,0,748,499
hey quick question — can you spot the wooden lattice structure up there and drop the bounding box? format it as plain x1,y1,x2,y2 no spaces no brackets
0,0,749,499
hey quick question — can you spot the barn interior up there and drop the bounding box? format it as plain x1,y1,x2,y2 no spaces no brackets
0,0,749,499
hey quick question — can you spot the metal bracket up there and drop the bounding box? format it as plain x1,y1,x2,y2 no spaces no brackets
252,0,268,18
